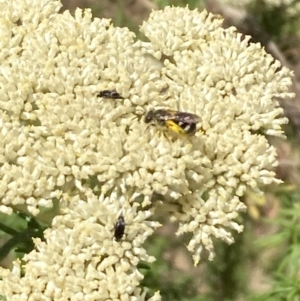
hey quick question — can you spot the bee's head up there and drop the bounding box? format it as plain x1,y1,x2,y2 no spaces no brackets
144,110,154,123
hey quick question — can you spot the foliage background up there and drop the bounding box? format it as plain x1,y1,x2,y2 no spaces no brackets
1,0,300,300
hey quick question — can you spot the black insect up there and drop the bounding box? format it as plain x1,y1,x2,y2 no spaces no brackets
144,109,201,136
114,214,125,241
97,89,124,99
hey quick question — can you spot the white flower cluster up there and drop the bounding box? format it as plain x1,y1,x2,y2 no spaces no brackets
138,7,293,263
0,0,293,299
0,192,160,301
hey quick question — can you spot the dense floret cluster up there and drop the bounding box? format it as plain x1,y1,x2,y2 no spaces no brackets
0,0,293,300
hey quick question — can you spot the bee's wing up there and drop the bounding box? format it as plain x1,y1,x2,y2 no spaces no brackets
157,110,175,121
173,112,201,124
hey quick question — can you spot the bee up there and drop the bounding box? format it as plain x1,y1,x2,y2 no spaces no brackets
144,109,201,135
97,89,124,99
114,213,125,241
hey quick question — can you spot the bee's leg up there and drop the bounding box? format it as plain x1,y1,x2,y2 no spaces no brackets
162,129,175,144
161,130,168,140
143,123,154,137
184,135,192,144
